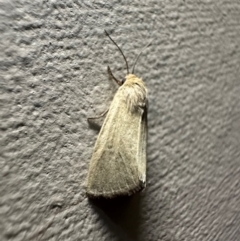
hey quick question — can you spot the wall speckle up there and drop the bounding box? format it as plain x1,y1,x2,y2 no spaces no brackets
1,0,240,240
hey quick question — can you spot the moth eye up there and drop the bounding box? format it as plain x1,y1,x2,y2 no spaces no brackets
121,79,125,85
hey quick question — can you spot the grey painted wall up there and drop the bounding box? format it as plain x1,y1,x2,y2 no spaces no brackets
1,1,240,240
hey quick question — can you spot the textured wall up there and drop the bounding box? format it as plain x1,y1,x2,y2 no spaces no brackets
1,0,240,240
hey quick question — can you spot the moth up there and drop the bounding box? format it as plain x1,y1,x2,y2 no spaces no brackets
86,30,149,198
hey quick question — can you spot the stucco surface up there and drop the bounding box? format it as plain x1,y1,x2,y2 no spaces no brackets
1,1,240,240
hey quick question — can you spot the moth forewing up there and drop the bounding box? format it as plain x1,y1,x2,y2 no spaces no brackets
87,74,147,198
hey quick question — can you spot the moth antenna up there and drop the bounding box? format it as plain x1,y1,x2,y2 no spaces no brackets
104,30,129,74
132,39,153,74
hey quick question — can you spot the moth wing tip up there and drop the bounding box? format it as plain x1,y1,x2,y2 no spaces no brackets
86,180,146,199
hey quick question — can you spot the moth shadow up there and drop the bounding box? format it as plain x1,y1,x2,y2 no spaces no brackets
89,193,143,240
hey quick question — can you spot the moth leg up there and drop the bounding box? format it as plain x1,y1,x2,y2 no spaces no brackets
107,66,123,86
87,109,109,121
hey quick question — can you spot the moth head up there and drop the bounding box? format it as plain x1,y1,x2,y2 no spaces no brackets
124,74,145,87
125,74,139,84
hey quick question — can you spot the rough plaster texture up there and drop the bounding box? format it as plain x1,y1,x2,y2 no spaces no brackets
1,0,240,240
